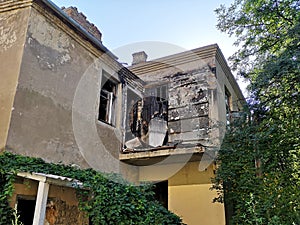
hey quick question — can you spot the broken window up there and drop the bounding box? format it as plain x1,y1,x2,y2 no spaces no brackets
98,72,118,126
225,87,231,125
156,85,168,120
142,85,168,147
126,89,141,141
143,85,168,122
124,84,169,150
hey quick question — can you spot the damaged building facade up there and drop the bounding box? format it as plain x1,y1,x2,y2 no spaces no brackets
0,0,245,224
121,45,245,225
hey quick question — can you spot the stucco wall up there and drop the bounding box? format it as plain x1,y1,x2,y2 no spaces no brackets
0,6,31,151
5,4,123,174
215,59,243,113
169,163,225,225
140,162,225,225
169,183,225,225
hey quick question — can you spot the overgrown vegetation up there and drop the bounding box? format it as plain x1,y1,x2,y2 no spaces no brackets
213,0,300,224
11,206,23,225
0,152,182,225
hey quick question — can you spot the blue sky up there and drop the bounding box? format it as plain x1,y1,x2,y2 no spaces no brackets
51,0,237,64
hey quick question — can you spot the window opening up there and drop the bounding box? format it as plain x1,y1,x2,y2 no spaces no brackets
98,73,118,126
153,181,168,208
124,84,169,149
225,87,231,125
142,85,168,146
126,89,141,141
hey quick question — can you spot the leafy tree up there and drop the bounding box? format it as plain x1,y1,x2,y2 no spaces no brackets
213,0,300,224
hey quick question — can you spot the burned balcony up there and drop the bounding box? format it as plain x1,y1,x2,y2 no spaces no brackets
121,76,211,165
120,45,245,166
124,84,169,151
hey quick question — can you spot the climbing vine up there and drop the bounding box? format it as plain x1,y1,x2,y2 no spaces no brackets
0,152,182,225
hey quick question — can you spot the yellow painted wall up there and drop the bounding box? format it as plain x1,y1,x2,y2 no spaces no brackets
168,162,225,225
10,179,80,208
140,161,225,225
169,184,225,225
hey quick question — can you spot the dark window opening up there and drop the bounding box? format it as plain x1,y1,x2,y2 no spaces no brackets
156,85,168,120
142,85,168,146
17,197,36,225
225,87,231,126
153,180,168,209
98,73,118,126
124,84,169,148
143,85,168,121
143,86,168,127
126,89,141,141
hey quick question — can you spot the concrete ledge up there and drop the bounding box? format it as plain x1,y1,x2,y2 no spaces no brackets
120,146,205,166
0,0,32,13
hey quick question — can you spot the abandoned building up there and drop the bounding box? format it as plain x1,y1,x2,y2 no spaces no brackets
0,0,245,224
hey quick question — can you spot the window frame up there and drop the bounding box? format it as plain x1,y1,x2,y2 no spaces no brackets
225,86,232,125
125,87,143,141
98,71,119,127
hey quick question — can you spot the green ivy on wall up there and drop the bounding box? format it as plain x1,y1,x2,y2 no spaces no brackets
0,152,183,225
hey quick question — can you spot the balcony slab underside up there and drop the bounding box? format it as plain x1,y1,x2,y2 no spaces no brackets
120,146,205,166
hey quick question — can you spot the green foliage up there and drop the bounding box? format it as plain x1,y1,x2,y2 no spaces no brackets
11,206,24,225
0,171,14,224
0,152,182,225
213,0,300,224
215,0,300,74
214,112,300,224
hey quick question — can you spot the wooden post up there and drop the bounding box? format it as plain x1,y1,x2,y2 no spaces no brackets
33,181,49,225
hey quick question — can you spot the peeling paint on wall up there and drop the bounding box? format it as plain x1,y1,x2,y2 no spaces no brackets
0,15,17,52
27,11,73,70
29,13,70,53
27,36,71,71
123,65,213,151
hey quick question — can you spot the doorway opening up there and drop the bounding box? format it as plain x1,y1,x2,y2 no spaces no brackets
153,180,168,208
17,197,36,225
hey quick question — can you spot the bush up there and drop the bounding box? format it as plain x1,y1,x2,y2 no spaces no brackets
0,152,182,225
